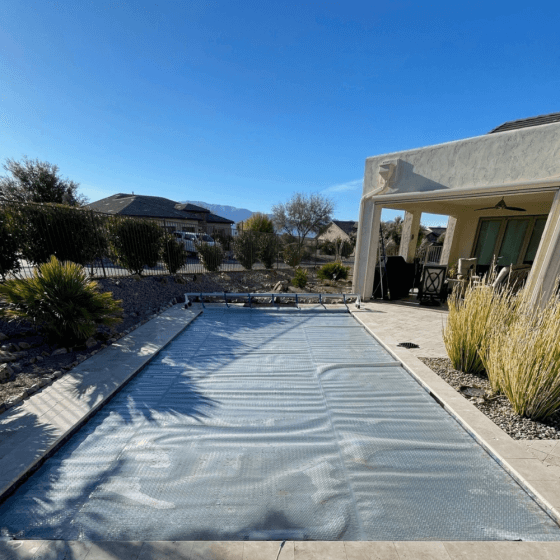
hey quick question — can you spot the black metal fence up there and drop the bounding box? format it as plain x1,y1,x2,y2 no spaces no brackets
0,202,354,279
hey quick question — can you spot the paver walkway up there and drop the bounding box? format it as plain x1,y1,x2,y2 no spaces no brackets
2,539,560,560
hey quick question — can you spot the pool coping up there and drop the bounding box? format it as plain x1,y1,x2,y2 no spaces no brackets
0,304,201,505
351,309,560,528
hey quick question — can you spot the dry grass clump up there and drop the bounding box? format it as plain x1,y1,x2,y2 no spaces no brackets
482,291,560,420
444,272,560,421
443,277,499,375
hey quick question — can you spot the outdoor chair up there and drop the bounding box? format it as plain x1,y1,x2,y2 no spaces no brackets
417,264,447,304
491,264,531,293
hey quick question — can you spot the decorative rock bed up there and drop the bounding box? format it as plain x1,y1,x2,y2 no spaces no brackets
419,357,560,440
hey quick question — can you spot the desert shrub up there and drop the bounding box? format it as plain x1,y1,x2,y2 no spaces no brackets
107,217,163,275
233,231,258,270
161,234,186,274
317,262,350,282
292,267,308,289
256,233,278,269
0,256,122,343
320,238,354,258
213,230,233,251
482,292,560,420
283,243,302,268
11,203,105,266
0,206,20,279
197,242,223,272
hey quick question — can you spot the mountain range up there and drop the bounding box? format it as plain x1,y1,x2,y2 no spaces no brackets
182,201,262,223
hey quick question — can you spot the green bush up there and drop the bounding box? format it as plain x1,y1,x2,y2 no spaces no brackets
213,230,233,251
256,233,277,269
0,206,20,279
0,256,122,343
292,267,308,289
161,234,186,274
108,217,163,275
283,243,302,268
320,238,353,258
233,231,258,270
197,242,223,272
11,203,105,266
317,262,350,282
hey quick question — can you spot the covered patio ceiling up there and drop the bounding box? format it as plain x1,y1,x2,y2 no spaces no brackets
378,189,556,218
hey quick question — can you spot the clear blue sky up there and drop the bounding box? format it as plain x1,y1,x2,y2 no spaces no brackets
2,1,559,226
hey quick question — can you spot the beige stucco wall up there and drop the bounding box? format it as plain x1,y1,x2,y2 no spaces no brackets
317,223,350,243
354,121,560,299
363,122,560,198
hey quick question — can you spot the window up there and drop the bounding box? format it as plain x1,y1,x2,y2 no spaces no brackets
472,215,547,271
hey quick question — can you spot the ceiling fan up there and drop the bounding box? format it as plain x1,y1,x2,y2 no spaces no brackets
475,197,526,212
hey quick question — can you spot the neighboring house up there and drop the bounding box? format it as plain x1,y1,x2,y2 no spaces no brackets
353,111,560,306
86,194,234,236
425,226,446,244
317,220,358,243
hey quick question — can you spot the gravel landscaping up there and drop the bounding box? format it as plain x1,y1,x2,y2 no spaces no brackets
0,268,353,413
419,357,560,440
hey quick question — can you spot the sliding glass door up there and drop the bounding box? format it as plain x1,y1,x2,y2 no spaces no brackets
473,215,547,271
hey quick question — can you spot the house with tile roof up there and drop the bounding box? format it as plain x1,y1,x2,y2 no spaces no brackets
86,194,234,236
317,220,358,243
353,111,560,306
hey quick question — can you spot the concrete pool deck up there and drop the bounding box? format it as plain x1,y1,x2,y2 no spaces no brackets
1,301,560,557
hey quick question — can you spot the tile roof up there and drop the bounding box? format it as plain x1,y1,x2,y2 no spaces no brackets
206,212,234,224
86,194,231,223
332,220,358,236
488,111,560,134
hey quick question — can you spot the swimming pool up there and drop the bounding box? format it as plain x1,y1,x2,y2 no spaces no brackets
1,309,559,541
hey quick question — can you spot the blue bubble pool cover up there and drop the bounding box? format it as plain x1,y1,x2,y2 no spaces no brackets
1,308,559,541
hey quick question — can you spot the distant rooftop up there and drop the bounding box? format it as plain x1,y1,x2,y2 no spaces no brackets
488,111,560,134
332,220,358,236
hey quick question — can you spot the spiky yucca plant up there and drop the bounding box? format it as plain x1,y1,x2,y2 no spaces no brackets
0,256,122,344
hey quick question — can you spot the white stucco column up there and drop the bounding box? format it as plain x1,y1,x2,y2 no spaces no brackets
398,211,422,263
353,199,382,299
525,189,560,306
439,216,457,265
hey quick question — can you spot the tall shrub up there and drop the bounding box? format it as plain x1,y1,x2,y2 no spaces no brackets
0,256,122,343
0,206,20,279
108,217,163,275
233,231,258,270
283,243,302,268
161,234,186,274
256,233,277,269
12,203,104,266
197,242,223,272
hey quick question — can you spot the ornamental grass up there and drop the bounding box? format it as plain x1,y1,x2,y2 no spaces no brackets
443,276,498,375
482,290,560,420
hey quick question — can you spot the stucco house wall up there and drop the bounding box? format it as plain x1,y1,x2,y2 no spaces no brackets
318,223,352,243
354,118,560,304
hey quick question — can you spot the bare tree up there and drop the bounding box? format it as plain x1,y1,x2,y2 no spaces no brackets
0,157,88,206
272,192,334,251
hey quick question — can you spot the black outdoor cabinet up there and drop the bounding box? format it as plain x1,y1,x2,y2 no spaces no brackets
372,256,416,300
